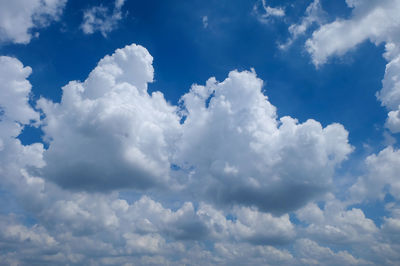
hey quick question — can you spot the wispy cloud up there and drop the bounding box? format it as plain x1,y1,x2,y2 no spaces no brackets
253,0,285,23
81,0,126,37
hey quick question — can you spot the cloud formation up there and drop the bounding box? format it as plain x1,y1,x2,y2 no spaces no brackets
38,44,180,191
34,43,353,216
253,0,285,23
0,0,67,44
81,0,126,37
280,0,326,50
176,69,352,213
1,41,400,264
303,0,400,132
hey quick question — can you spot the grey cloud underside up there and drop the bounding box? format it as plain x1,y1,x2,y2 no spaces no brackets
208,182,327,215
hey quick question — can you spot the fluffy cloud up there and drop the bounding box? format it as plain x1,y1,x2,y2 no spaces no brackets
378,55,400,133
34,43,353,215
294,238,371,265
296,200,378,245
0,0,67,44
0,56,44,187
0,56,39,129
305,0,400,66
37,44,181,191
350,146,400,202
294,196,400,265
177,70,352,213
81,0,126,37
304,0,400,132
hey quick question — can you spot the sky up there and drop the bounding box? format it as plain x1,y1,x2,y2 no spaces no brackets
0,0,400,265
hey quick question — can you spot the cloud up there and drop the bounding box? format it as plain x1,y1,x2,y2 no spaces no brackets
303,0,400,133
253,0,285,23
33,43,353,216
305,0,400,66
202,16,208,29
0,0,67,44
177,70,352,213
37,44,181,191
0,56,39,126
296,200,378,245
81,0,126,37
350,146,400,202
0,56,44,181
294,238,371,265
280,0,326,50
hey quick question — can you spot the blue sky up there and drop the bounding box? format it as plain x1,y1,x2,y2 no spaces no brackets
1,0,400,265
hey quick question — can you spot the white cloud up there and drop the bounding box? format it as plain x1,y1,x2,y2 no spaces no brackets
350,146,400,202
303,0,400,133
81,0,126,37
0,0,67,44
378,55,400,133
294,238,371,265
0,56,44,184
37,44,181,191
280,0,326,50
305,0,400,66
253,0,285,23
29,42,354,215
176,70,353,213
0,56,39,126
296,200,378,245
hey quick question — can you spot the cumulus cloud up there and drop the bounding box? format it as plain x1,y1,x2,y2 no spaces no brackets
350,146,400,202
33,43,353,214
296,200,378,246
0,0,67,44
176,70,352,213
293,196,400,265
37,44,181,191
0,56,44,182
294,238,371,265
81,0,126,37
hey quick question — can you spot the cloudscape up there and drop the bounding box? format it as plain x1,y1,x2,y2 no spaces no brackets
0,0,400,265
